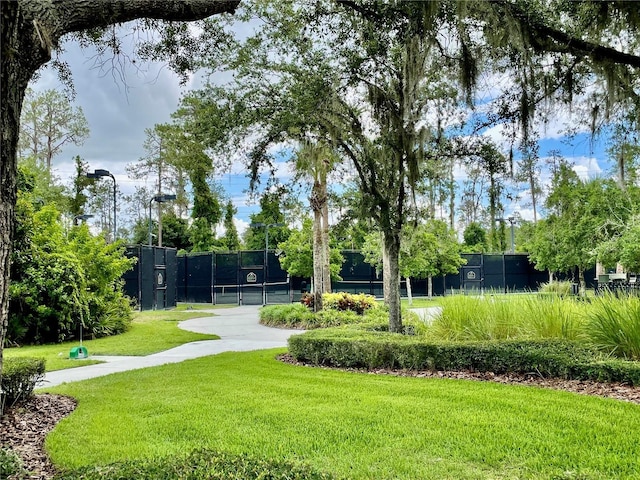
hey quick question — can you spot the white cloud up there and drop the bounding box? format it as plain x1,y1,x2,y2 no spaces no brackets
571,156,603,181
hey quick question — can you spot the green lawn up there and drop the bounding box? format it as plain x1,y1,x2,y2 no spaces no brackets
45,349,640,479
4,309,219,371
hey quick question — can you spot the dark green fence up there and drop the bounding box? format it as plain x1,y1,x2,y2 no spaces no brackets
173,251,586,304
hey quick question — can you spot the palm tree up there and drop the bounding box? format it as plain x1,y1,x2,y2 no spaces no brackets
294,141,338,311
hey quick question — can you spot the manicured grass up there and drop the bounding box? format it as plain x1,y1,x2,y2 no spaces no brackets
4,310,219,372
45,349,640,479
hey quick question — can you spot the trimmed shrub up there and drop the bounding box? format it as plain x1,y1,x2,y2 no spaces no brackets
260,304,314,328
572,359,640,385
288,329,640,385
1,357,45,408
54,448,337,480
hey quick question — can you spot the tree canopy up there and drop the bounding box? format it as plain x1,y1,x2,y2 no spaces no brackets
161,0,640,330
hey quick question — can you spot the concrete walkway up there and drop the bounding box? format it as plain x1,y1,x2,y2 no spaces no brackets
39,306,300,389
39,305,442,389
410,306,442,324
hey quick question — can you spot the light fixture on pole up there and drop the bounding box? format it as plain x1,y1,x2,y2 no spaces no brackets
507,216,517,253
87,169,117,241
73,214,94,226
148,194,176,246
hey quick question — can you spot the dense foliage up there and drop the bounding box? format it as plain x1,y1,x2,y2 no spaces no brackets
322,292,377,315
277,217,344,281
8,166,134,345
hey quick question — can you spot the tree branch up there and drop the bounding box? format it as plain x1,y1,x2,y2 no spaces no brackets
22,0,240,41
500,1,640,69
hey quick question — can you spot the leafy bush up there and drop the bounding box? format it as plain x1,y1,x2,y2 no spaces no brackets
300,292,314,309
1,357,45,408
54,448,337,480
9,196,134,345
323,292,377,314
584,292,640,360
314,309,361,327
288,329,640,385
0,448,25,480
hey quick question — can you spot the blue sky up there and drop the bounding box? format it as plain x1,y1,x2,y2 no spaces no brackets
30,28,614,237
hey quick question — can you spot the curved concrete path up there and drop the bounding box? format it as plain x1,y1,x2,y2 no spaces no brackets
39,306,301,389
39,305,441,389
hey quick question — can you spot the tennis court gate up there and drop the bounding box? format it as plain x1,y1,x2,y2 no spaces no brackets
177,251,295,305
123,245,178,310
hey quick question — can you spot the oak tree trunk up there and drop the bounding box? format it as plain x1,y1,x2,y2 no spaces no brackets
382,231,402,333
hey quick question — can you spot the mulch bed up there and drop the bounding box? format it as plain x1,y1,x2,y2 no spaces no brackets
1,394,76,480
2,359,638,479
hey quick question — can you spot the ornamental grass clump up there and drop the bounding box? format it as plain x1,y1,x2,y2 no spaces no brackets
515,295,583,340
430,295,520,341
430,295,583,342
259,304,315,328
584,292,640,360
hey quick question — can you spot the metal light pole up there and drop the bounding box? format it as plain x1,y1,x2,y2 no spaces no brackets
148,194,176,246
87,169,116,242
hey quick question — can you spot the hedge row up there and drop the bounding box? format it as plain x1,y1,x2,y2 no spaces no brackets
288,329,640,385
1,357,45,408
54,448,337,480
